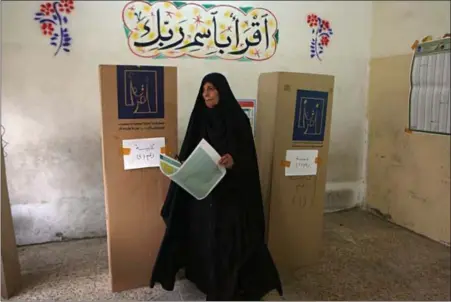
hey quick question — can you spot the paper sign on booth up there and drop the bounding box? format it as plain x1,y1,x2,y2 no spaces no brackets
285,149,318,176
122,137,165,170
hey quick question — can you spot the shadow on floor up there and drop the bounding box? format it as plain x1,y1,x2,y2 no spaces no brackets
9,209,451,301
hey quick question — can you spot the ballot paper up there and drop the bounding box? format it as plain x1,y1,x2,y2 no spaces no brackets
159,139,226,200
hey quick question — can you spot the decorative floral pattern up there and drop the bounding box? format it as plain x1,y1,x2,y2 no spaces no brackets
34,1,74,56
307,14,333,61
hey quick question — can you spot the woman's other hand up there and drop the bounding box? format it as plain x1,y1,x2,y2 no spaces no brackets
218,154,234,169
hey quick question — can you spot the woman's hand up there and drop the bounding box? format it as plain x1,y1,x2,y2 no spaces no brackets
218,154,234,169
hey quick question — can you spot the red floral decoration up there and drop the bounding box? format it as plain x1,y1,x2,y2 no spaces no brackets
307,14,318,27
40,2,55,16
41,23,54,35
34,1,74,56
307,14,333,61
59,0,74,14
320,35,329,47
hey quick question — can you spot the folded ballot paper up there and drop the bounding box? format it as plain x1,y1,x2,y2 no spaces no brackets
159,139,226,200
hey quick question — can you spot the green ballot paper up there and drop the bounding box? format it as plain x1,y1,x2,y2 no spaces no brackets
159,139,226,200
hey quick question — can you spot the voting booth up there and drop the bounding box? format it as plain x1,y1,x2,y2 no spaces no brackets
255,72,334,270
1,146,22,299
98,65,177,292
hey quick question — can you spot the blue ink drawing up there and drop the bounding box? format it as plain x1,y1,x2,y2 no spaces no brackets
292,89,329,143
116,65,165,119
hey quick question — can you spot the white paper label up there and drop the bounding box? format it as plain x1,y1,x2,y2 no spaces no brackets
122,137,165,170
285,149,318,176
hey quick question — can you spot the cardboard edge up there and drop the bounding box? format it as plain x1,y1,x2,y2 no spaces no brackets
97,65,116,290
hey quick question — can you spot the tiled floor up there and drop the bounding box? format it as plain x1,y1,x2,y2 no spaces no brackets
8,209,451,301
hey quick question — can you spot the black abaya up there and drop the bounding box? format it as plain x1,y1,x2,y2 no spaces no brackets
150,73,283,300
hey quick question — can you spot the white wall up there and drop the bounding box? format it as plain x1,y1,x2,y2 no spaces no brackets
2,1,372,245
371,1,450,58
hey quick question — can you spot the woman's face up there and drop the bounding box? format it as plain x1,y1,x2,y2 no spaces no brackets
202,82,219,108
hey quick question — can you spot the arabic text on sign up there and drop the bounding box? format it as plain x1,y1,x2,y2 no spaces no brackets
122,137,165,170
123,1,279,61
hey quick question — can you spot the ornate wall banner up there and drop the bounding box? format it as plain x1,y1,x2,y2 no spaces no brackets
122,1,279,61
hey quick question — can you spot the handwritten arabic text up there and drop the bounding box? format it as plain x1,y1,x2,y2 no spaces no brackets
122,1,279,61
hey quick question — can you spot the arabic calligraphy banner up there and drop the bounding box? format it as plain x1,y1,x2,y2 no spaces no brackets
122,1,279,61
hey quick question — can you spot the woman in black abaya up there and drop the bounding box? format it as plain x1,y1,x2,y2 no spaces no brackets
150,73,283,301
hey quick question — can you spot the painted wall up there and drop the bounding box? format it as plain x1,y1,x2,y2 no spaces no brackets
371,1,450,59
367,1,450,244
2,1,372,245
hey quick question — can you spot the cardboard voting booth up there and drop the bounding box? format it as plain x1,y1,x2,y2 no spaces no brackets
1,146,21,299
98,65,177,292
255,72,334,270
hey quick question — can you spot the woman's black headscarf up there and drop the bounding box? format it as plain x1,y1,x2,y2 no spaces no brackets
179,72,249,161
150,72,282,300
